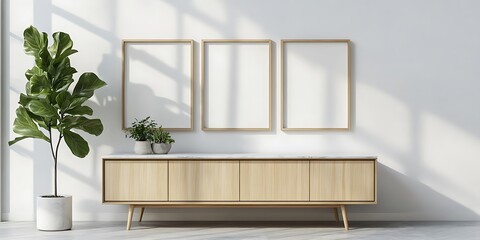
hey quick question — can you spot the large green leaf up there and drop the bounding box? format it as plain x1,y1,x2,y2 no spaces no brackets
20,95,49,130
49,32,78,66
74,118,103,136
21,96,50,130
63,130,89,158
59,116,79,132
8,136,31,146
27,111,49,130
24,26,51,70
37,47,52,71
65,105,93,115
55,91,72,111
26,100,58,118
9,106,49,145
25,68,50,99
52,58,77,89
55,79,74,93
19,93,39,107
23,26,47,57
29,74,51,95
68,96,89,110
57,66,77,83
25,66,46,81
72,73,106,98
61,116,103,136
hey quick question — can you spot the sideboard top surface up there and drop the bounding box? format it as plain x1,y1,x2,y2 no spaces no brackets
103,153,377,160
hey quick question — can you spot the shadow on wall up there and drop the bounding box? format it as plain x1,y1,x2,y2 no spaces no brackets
350,163,478,221
124,82,190,127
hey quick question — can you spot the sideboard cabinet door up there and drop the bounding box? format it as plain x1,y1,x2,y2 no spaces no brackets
169,161,240,201
240,161,309,201
310,160,375,202
104,160,168,202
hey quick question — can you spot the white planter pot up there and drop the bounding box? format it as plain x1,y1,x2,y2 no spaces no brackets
134,141,152,154
37,195,72,231
152,143,172,154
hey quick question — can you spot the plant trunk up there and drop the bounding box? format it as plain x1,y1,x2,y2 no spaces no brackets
54,158,57,197
48,126,62,197
53,133,62,197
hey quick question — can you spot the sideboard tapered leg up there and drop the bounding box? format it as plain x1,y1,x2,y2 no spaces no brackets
333,207,340,223
139,207,145,222
127,205,135,230
340,205,349,230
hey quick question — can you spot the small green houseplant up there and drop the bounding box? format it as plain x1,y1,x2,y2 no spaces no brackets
151,126,175,154
8,26,106,230
151,126,175,144
125,117,157,154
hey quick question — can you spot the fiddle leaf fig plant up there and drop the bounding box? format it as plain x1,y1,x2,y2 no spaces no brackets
8,26,107,197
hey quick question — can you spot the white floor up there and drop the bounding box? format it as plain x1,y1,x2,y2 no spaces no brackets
0,221,478,240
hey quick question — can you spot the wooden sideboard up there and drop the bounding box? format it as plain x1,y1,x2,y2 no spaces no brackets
102,154,377,230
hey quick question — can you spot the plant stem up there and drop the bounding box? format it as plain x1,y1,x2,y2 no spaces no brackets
54,132,62,197
48,123,63,197
48,125,57,197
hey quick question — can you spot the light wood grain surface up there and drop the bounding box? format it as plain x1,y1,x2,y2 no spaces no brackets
310,161,375,201
104,160,168,201
169,161,240,201
239,161,309,201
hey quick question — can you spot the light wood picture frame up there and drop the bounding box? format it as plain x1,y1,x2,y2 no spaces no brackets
122,39,194,130
202,39,272,131
281,39,350,130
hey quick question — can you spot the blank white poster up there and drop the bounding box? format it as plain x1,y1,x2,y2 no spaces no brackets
203,41,271,130
282,40,350,130
123,40,193,130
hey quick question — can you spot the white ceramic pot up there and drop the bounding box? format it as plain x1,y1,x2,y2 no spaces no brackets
134,140,152,154
37,195,72,231
152,143,172,154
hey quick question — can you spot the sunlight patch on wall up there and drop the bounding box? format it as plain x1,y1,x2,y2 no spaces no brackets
50,14,111,66
118,1,178,37
11,0,33,33
184,13,226,37
9,37,30,94
8,142,35,220
192,0,228,24
52,0,112,32
237,15,268,36
357,84,412,155
420,112,480,214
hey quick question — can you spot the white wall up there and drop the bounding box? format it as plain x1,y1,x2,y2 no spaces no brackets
2,0,480,221
0,0,2,222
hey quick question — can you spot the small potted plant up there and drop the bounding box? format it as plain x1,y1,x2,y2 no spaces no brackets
125,117,156,154
151,126,175,154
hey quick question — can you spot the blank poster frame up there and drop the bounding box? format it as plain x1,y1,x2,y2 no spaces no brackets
201,39,273,131
122,39,194,131
281,39,351,131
